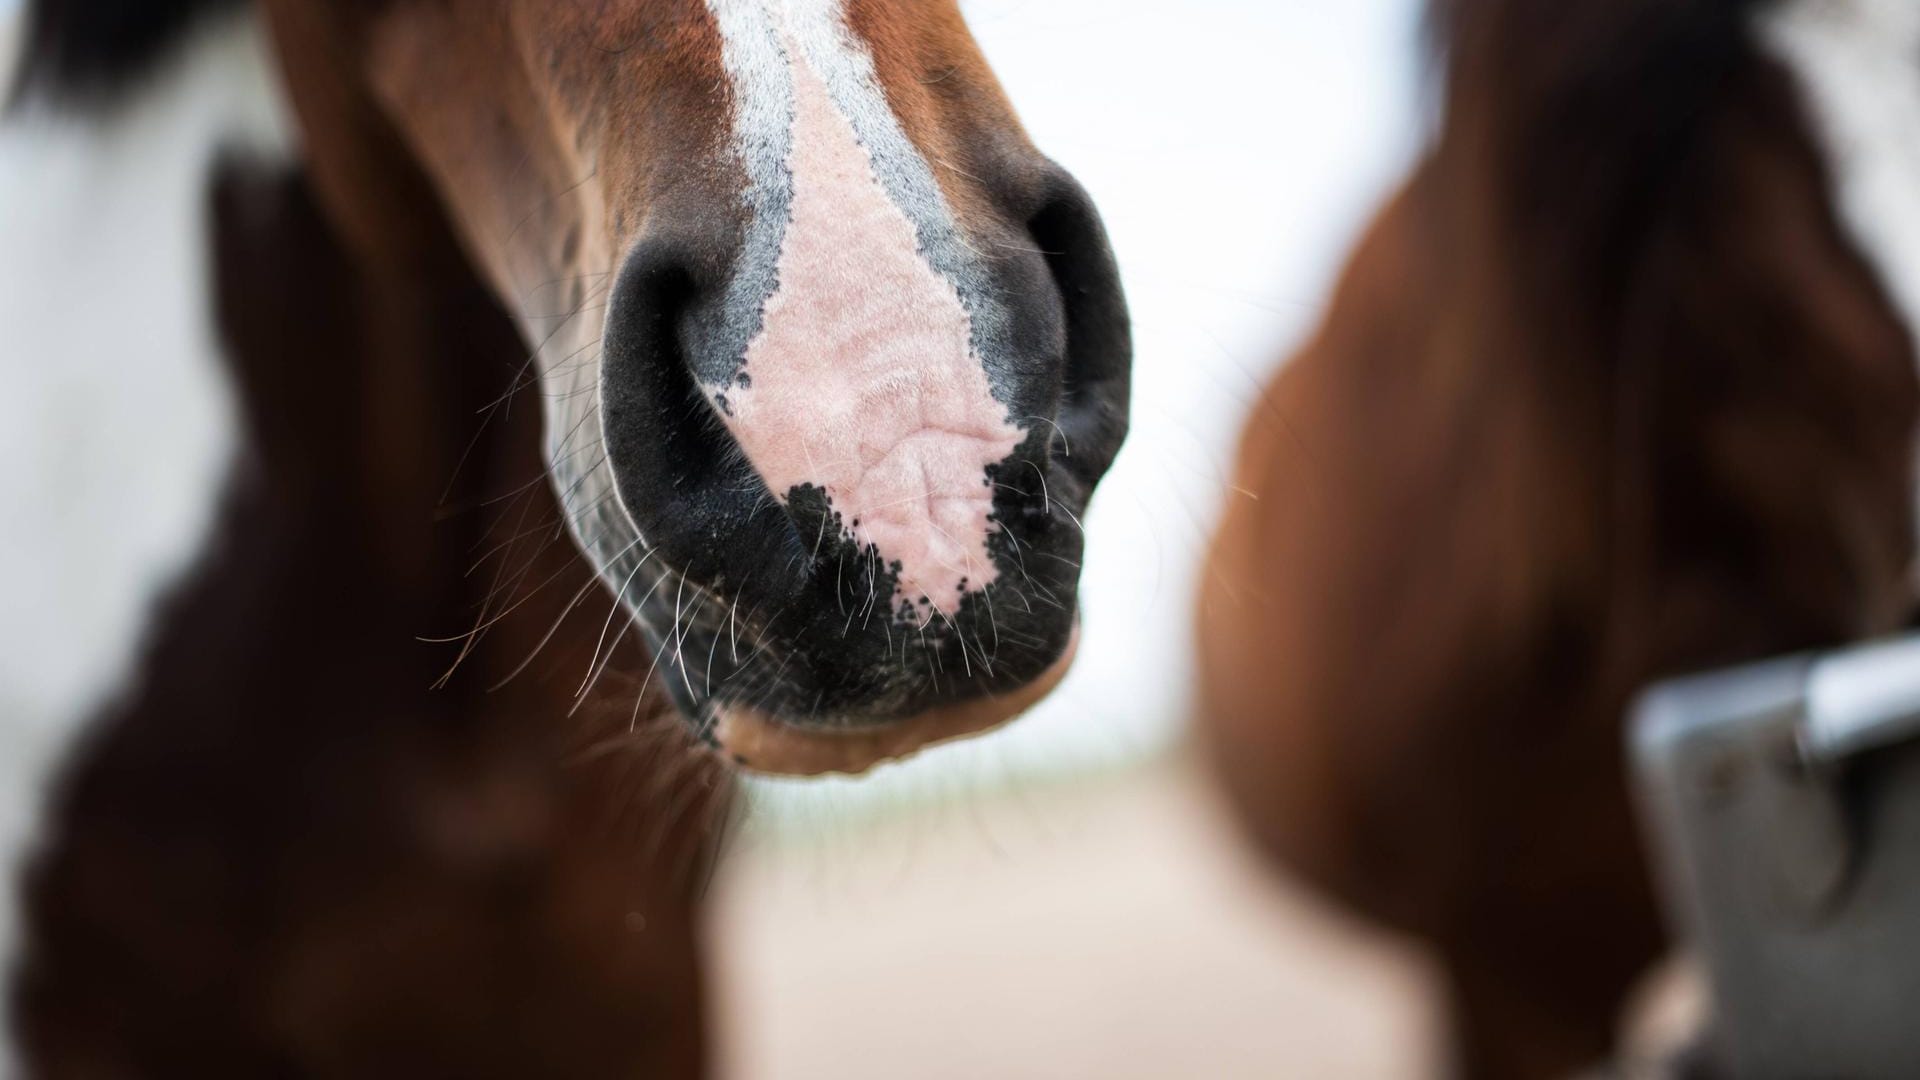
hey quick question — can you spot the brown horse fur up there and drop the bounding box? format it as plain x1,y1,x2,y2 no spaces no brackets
1197,1,1918,1076
13,149,731,1077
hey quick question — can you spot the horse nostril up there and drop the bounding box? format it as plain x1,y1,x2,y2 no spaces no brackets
1027,170,1132,490
599,237,806,604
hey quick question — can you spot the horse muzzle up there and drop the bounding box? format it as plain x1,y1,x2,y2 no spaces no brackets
592,154,1127,776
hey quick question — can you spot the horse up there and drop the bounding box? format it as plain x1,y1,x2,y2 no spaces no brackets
1196,1,1919,1076
0,0,1130,1072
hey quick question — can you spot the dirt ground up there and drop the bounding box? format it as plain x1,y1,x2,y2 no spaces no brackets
710,755,1444,1080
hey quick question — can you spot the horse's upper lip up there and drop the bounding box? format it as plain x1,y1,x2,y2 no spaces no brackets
710,626,1080,777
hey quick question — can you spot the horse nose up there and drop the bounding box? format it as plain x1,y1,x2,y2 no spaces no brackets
600,216,1030,629
1022,166,1132,494
597,232,811,612
595,155,1128,725
599,166,1128,608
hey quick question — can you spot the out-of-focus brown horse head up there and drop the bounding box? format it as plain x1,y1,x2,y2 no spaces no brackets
1198,1,1919,1077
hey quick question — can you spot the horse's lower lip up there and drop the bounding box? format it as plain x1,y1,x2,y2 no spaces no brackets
711,626,1080,778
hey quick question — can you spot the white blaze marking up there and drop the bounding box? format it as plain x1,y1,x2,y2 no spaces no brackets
0,9,289,1051
705,0,1022,617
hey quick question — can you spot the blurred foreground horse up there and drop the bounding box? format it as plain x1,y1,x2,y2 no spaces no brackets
0,0,1128,1072
1197,1,1919,1076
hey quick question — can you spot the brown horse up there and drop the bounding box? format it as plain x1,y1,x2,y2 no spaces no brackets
1,0,1128,1072
1197,1,1919,1076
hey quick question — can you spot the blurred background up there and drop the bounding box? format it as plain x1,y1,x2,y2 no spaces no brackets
0,1,1445,1076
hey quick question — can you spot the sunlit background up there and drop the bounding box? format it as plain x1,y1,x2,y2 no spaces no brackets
1,3,1445,1076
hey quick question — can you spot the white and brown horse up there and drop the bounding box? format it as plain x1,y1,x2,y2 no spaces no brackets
1198,0,1919,1077
0,0,1128,1072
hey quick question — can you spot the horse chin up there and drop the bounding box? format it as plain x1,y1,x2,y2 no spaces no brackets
709,626,1079,778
